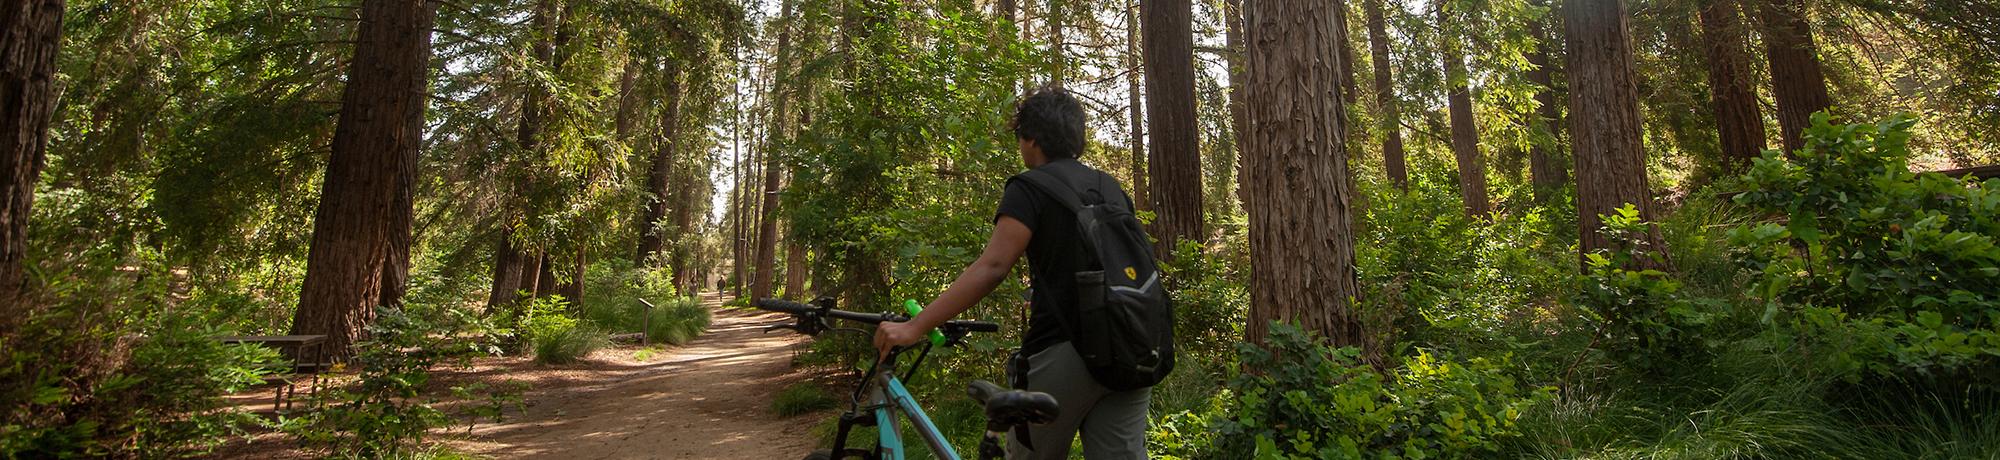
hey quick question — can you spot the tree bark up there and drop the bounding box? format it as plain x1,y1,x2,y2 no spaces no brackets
637,66,684,265
1226,0,1250,205
1526,22,1568,202
1363,0,1408,189
1565,0,1664,267
1700,0,1767,173
522,252,544,297
1758,0,1832,154
487,230,524,309
1126,0,1148,211
291,0,434,358
0,0,61,315
534,252,557,299
490,0,557,309
1243,0,1367,351
1334,1,1360,105
784,238,807,297
1439,5,1489,218
1050,0,1066,84
753,0,800,302
1144,0,1205,259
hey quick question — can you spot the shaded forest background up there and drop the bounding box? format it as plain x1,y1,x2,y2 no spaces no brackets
2,0,1999,457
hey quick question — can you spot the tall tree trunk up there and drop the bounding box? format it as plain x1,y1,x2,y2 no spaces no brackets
1565,0,1665,267
291,0,434,358
1759,0,1832,153
637,66,684,264
1050,0,1066,84
522,252,544,297
1334,1,1360,105
1144,0,1204,259
0,0,61,319
1439,5,1489,218
1243,0,1367,351
1701,0,1767,172
730,47,747,298
1226,0,1250,205
487,231,523,309
1363,0,1408,189
753,0,800,302
379,8,433,311
490,0,557,309
1526,18,1568,202
784,238,807,297
1126,0,1148,211
534,252,557,299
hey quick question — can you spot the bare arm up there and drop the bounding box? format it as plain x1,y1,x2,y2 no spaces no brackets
904,216,1032,331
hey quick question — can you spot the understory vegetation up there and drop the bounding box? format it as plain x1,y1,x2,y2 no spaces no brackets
6,0,1999,457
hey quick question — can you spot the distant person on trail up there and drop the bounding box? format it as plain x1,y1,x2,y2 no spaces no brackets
874,86,1157,460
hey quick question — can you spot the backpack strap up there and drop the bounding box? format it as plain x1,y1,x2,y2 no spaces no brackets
1010,168,1087,214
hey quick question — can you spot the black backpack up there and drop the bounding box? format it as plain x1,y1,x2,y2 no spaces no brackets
1008,161,1175,391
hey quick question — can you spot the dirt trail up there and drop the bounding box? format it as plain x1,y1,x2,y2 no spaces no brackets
450,292,823,459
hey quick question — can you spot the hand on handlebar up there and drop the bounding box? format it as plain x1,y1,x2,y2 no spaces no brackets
874,320,930,362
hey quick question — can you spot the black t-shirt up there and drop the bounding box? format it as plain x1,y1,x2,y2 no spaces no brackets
994,159,1134,356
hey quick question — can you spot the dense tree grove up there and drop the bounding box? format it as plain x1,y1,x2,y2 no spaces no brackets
3,0,1999,457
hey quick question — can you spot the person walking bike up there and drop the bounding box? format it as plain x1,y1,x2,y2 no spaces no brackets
874,86,1175,460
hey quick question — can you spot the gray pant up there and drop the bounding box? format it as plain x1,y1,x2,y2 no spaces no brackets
1006,341,1150,460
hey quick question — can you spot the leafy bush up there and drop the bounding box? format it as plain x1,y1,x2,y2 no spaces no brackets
1,253,283,458
281,306,510,458
1730,114,2000,382
1175,323,1549,459
1578,204,1721,374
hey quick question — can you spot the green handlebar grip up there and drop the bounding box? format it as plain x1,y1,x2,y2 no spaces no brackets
904,299,945,347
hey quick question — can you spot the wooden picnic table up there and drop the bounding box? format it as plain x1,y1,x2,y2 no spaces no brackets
216,335,329,411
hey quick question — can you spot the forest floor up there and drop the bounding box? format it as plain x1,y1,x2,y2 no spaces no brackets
213,292,829,459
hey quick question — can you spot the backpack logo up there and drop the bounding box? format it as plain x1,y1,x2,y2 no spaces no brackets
1124,266,1138,281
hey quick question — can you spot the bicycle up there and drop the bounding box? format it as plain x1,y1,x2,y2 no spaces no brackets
754,297,1061,460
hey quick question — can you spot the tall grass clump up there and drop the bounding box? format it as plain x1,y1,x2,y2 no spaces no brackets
577,260,710,345
525,297,607,364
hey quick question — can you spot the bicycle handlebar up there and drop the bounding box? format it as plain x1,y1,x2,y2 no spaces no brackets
754,298,1000,333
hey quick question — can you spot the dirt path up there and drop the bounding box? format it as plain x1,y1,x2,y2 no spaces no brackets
449,292,824,459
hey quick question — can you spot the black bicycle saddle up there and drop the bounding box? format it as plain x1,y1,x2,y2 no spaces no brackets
967,380,1060,429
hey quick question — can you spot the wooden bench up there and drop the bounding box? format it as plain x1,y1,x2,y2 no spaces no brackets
217,335,329,412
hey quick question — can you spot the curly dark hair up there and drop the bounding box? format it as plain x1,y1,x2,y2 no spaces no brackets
1010,86,1087,160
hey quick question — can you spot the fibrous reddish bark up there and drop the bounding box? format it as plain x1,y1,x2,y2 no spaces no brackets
291,0,435,358
0,0,62,317
1564,0,1665,267
1758,0,1830,154
1363,0,1408,189
1439,5,1489,218
1243,0,1367,350
1143,0,1205,259
1701,0,1767,171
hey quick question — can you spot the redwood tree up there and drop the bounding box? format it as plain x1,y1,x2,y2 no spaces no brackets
1701,0,1767,170
1759,0,1833,153
1525,40,1568,200
1125,0,1147,211
1243,0,1366,350
0,0,62,317
1363,0,1408,189
291,0,436,357
1564,0,1663,265
1439,4,1490,218
637,65,686,265
1144,0,1204,259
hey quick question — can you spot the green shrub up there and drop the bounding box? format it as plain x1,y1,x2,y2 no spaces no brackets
771,382,839,417
1190,323,1549,459
1,252,284,458
281,306,511,458
1730,114,2000,382
1578,204,1722,374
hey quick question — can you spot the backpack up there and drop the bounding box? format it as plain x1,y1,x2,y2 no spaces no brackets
1008,161,1175,391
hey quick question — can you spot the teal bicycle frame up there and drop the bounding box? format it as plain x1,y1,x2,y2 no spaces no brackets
870,370,960,460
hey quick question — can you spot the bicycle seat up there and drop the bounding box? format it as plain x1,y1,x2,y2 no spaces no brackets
968,380,1060,428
